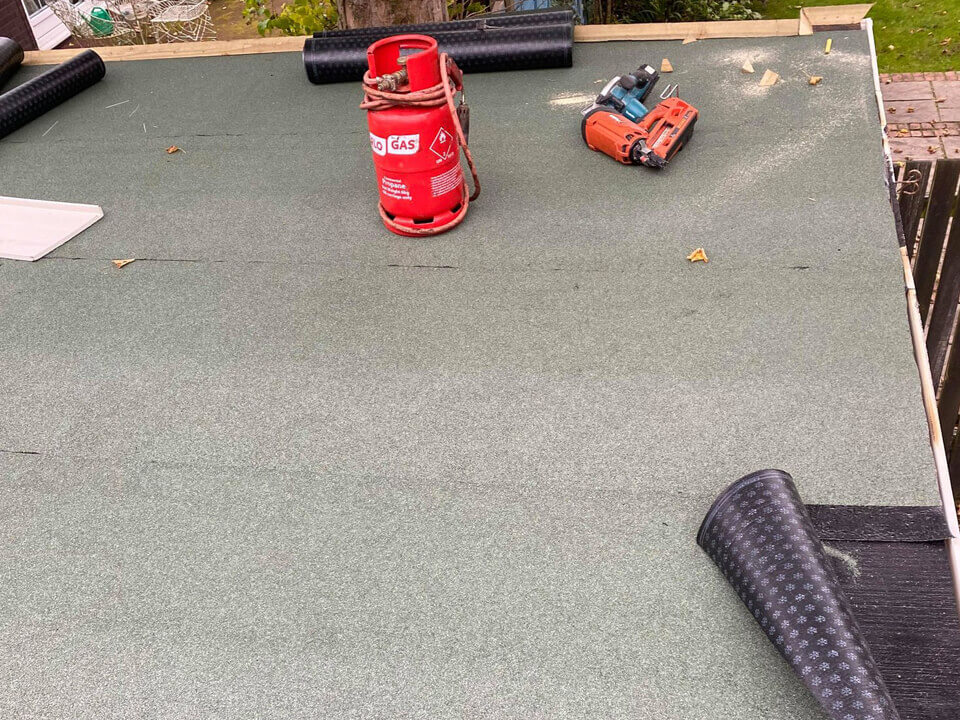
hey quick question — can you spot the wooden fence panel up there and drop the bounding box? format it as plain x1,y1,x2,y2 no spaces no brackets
900,160,960,496
897,161,932,260
938,328,960,446
913,160,960,324
927,210,960,385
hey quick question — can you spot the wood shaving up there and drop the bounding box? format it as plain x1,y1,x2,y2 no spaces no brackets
759,69,779,87
687,248,708,263
824,38,832,54
809,75,823,85
112,259,135,268
741,60,755,74
661,58,673,73
682,37,697,45
166,145,180,154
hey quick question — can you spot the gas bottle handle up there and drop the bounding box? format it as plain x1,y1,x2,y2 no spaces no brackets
445,58,464,92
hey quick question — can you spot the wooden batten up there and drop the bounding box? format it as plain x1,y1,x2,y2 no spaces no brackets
573,18,800,42
22,4,876,65
22,35,307,65
801,3,872,29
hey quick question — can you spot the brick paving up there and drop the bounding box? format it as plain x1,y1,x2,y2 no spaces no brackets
880,73,960,159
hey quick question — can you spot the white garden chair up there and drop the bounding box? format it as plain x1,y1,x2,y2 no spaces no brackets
149,0,215,43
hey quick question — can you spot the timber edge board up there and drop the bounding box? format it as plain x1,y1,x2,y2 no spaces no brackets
21,4,872,65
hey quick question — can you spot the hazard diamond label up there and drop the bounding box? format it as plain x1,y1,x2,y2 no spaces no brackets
429,126,455,162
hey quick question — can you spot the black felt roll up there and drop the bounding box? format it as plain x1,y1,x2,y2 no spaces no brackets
0,37,23,91
0,49,105,140
303,21,573,85
312,8,574,38
698,470,901,720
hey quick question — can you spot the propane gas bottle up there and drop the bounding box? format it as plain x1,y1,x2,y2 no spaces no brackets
362,35,474,237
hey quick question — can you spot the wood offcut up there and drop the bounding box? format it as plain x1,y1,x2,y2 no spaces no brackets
759,69,780,87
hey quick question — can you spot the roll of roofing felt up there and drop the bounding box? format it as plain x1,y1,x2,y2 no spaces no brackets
0,49,105,140
698,469,901,720
0,37,24,90
304,22,573,85
312,8,574,39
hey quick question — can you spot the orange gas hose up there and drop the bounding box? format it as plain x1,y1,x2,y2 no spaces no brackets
361,54,480,236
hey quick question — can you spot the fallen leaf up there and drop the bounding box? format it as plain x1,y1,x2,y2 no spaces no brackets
112,258,135,268
888,106,897,113
661,58,673,73
759,69,779,87
935,96,946,103
939,37,952,46
741,60,755,74
899,128,910,135
166,145,180,154
687,247,708,263
894,148,904,153
928,145,938,154
809,75,823,85
888,45,896,51
906,107,915,113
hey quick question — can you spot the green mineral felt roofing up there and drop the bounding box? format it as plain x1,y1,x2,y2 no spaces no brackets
0,29,940,719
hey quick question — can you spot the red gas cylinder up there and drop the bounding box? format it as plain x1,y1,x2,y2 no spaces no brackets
361,34,479,237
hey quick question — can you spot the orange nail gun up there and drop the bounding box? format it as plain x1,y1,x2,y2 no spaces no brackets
581,75,698,168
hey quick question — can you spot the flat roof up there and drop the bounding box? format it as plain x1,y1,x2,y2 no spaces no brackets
0,29,940,718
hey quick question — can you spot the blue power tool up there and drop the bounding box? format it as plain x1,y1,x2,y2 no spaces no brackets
591,64,660,123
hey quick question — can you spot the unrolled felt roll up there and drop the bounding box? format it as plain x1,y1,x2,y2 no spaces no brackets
698,469,901,720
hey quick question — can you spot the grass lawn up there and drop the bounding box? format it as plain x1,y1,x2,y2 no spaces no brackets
761,0,959,72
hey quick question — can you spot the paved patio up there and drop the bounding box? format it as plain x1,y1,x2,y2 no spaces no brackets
881,71,960,159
